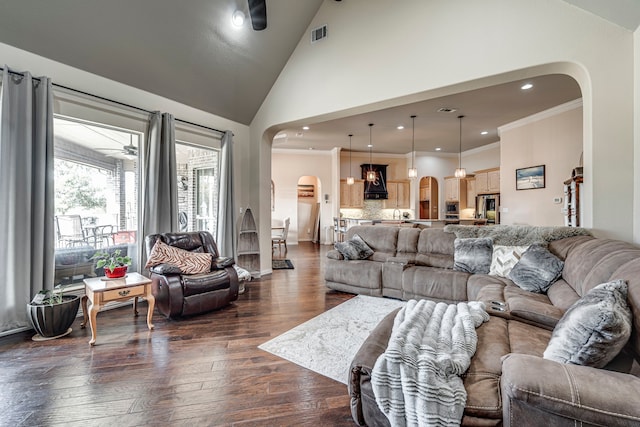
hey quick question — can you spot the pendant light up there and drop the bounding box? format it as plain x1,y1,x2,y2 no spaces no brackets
408,115,418,179
454,115,467,178
366,123,376,182
346,134,355,185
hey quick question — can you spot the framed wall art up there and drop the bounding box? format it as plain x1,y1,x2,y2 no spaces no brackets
516,165,545,190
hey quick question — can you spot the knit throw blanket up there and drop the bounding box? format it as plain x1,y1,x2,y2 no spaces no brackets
371,300,490,427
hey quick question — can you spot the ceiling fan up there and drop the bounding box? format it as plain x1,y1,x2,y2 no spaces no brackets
248,0,267,31
96,134,138,158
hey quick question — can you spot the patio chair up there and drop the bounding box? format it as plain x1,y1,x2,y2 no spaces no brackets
55,215,89,247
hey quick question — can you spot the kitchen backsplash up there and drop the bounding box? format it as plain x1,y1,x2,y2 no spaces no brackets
340,200,413,220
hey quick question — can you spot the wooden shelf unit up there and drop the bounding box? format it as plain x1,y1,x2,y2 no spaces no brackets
237,207,260,277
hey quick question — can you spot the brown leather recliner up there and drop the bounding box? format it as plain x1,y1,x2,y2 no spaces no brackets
145,231,239,318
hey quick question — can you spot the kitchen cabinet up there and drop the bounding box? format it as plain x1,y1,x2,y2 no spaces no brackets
340,179,364,208
444,177,467,205
475,168,500,194
384,180,410,209
465,177,476,209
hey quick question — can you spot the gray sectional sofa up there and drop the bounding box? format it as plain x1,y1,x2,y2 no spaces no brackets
324,225,640,426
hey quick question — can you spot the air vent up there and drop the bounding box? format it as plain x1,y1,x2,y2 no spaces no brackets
311,25,327,43
437,107,458,113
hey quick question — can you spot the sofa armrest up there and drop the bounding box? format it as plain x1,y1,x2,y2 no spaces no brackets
507,297,564,331
349,308,400,426
501,354,640,427
385,256,413,266
327,249,344,260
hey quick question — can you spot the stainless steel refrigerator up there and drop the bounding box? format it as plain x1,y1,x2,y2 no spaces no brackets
476,194,499,224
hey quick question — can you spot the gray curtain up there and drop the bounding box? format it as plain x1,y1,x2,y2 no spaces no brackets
0,67,55,333
140,112,177,267
217,131,236,258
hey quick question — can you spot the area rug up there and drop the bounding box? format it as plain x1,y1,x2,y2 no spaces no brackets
272,259,294,270
258,295,405,384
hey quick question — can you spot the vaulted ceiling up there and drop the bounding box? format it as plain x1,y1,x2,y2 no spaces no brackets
0,1,638,153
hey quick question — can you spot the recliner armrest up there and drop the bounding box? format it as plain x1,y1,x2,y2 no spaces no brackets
150,263,183,275
213,256,235,269
501,353,640,426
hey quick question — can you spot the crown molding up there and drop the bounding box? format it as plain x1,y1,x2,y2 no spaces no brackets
498,98,583,135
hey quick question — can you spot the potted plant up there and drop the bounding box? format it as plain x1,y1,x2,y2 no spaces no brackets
91,249,132,278
27,284,81,341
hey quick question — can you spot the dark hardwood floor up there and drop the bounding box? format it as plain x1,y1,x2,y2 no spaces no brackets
0,242,356,426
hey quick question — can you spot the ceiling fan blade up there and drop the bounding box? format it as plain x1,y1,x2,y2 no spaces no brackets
248,0,267,31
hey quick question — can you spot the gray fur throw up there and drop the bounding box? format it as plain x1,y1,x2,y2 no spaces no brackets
444,224,592,246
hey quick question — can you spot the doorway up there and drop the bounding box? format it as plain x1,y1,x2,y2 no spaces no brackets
297,176,321,242
419,176,439,219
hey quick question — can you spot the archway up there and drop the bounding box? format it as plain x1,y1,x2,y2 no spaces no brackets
419,176,439,219
297,176,321,243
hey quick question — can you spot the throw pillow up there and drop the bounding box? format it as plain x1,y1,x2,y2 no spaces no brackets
508,244,564,293
334,234,374,260
145,239,212,274
543,280,632,368
489,245,529,277
453,237,493,274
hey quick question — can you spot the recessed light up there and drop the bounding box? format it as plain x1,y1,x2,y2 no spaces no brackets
232,10,245,27
367,144,373,148
302,126,310,130
481,131,488,135
521,83,533,90
397,125,404,130
308,147,314,150
435,147,442,151
437,107,457,113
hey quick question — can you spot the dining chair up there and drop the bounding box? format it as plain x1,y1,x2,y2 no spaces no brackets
272,217,290,253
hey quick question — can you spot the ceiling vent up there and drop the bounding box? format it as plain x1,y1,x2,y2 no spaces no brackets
311,25,327,43
437,107,458,113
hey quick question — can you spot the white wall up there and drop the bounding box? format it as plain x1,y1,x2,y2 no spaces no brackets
251,0,636,273
272,149,334,248
499,100,583,226
462,143,501,172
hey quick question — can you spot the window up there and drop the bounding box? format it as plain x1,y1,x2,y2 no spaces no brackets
176,142,219,236
53,116,140,285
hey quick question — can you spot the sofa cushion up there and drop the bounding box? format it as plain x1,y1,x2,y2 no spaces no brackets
453,237,493,274
508,244,563,293
145,239,212,274
543,280,632,368
334,233,374,260
489,245,529,277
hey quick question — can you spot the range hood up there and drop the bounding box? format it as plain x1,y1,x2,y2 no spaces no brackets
361,164,388,199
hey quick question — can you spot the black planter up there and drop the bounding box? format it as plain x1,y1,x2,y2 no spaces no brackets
27,295,81,340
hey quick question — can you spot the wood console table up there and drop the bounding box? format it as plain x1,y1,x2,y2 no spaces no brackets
81,272,154,346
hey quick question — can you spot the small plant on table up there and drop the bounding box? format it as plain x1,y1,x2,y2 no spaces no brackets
91,249,132,278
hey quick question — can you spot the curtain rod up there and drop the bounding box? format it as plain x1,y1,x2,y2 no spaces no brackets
1,67,227,136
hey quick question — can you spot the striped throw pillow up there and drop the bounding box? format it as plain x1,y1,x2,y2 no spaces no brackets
489,245,529,277
145,240,212,274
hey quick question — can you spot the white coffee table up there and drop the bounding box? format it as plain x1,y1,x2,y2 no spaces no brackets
81,272,154,346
